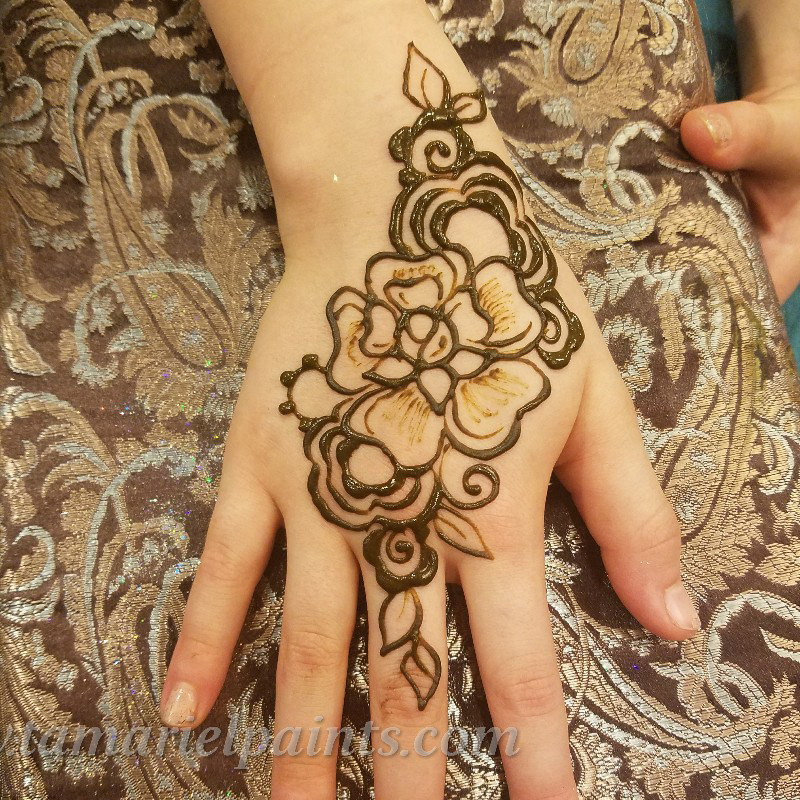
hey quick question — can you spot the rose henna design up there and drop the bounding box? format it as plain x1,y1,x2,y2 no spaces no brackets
278,43,584,710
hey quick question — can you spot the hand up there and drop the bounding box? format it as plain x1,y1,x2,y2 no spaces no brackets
160,42,700,800
681,82,800,303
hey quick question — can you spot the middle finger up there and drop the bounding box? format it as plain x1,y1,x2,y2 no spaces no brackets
358,532,449,800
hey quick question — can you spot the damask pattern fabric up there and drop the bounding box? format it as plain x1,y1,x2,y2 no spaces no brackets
1,1,798,798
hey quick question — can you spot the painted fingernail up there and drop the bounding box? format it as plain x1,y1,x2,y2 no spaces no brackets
699,110,732,147
162,682,196,728
664,581,701,633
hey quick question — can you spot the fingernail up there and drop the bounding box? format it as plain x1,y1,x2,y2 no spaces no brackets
664,582,701,633
162,682,196,728
699,110,732,147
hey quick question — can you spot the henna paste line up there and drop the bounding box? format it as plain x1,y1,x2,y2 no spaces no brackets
279,43,584,710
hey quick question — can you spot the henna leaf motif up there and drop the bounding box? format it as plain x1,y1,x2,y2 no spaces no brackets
379,589,423,655
403,42,450,109
434,507,493,559
452,90,487,123
400,635,441,711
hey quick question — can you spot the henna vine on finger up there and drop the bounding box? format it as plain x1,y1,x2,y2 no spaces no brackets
279,43,584,710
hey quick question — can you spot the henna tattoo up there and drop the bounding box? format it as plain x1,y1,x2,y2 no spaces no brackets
279,43,584,710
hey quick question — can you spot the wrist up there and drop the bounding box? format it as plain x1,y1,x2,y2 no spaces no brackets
201,0,491,207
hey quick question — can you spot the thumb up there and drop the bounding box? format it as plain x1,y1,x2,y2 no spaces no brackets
555,343,700,641
680,99,800,176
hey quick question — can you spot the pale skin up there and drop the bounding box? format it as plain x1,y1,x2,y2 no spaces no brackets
681,0,800,303
159,2,702,799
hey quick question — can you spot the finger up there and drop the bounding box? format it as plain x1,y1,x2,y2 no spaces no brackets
161,463,281,729
681,98,800,176
360,539,448,800
555,341,699,641
459,519,578,800
271,510,359,799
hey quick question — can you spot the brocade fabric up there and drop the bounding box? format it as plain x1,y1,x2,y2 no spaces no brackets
1,1,799,798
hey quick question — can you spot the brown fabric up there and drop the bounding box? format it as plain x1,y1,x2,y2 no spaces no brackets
1,1,799,798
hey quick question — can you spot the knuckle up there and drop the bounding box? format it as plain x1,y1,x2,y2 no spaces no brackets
272,756,332,799
176,627,221,663
197,534,247,587
493,656,564,719
374,667,440,726
277,624,344,684
476,502,533,555
633,498,681,554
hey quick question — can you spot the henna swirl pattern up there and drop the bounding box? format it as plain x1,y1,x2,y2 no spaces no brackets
279,43,584,710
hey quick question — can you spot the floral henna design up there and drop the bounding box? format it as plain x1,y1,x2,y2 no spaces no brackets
278,43,584,710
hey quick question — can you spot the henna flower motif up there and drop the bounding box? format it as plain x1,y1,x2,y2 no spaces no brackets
363,526,438,594
326,252,552,465
299,409,442,531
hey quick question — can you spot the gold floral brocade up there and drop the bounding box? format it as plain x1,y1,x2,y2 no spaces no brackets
1,1,799,798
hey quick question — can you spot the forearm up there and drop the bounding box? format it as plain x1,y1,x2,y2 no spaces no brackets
732,0,800,94
197,0,505,244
